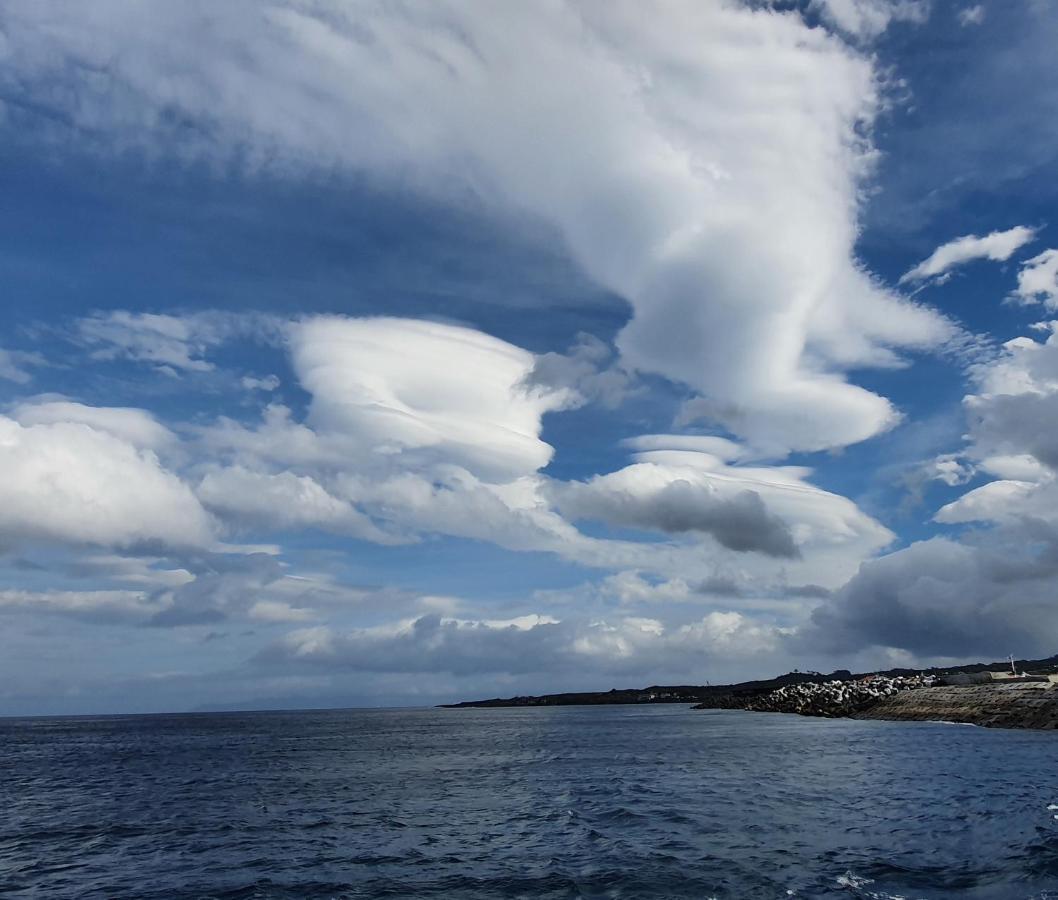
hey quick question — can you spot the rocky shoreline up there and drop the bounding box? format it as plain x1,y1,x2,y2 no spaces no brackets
694,675,931,718
694,675,1058,730
444,653,1058,717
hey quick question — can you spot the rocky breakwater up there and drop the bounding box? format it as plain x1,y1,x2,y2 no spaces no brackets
854,681,1058,729
735,675,930,718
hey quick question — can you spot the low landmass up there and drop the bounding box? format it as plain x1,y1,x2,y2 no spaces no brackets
443,654,1058,730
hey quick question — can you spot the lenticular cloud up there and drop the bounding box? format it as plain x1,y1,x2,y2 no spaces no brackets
290,317,572,481
0,0,953,456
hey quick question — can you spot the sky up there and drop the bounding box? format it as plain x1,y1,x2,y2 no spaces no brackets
1,0,1057,715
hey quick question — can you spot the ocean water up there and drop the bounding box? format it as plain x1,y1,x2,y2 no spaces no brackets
3,705,1058,899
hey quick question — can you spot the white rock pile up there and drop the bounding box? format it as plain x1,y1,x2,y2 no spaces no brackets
743,675,933,718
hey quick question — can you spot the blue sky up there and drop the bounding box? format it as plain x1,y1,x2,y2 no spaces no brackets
2,0,1058,715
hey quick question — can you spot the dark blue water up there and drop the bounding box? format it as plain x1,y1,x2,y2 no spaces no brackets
3,705,1058,899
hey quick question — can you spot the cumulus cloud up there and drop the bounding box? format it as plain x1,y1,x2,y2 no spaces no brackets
805,537,1058,658
525,333,635,411
196,465,395,543
963,323,1058,471
552,439,893,563
805,318,1058,660
899,225,1036,284
557,471,799,558
1013,249,1058,309
934,478,1037,524
0,413,214,550
257,609,783,679
12,399,175,450
809,0,930,39
0,0,955,454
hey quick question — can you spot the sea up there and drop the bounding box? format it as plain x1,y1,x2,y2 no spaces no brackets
3,704,1058,899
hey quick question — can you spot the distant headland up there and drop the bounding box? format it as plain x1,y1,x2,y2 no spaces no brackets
443,654,1058,730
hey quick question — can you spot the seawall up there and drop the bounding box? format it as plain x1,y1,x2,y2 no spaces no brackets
694,677,1058,730
853,683,1058,729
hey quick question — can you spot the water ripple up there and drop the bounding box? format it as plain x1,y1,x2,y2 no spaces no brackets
3,706,1058,898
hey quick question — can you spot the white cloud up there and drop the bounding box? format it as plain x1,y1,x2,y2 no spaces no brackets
622,433,745,462
554,465,800,558
0,1,955,455
62,554,195,590
957,5,985,26
963,323,1058,470
77,311,217,372
75,310,283,374
899,225,1036,284
1013,249,1058,309
191,323,896,596
258,609,784,678
240,374,280,392
0,413,213,550
596,571,695,606
934,478,1037,524
806,536,1058,658
249,599,316,623
146,553,344,627
292,316,572,482
0,347,44,384
810,0,930,38
12,399,175,450
551,440,894,565
197,465,395,543
806,316,1058,661
525,333,635,411
0,588,156,623
931,326,1058,528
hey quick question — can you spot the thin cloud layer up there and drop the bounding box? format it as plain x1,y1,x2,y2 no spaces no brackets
900,225,1036,284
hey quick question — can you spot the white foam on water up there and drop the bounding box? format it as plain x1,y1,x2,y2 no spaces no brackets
837,872,874,889
837,870,918,900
